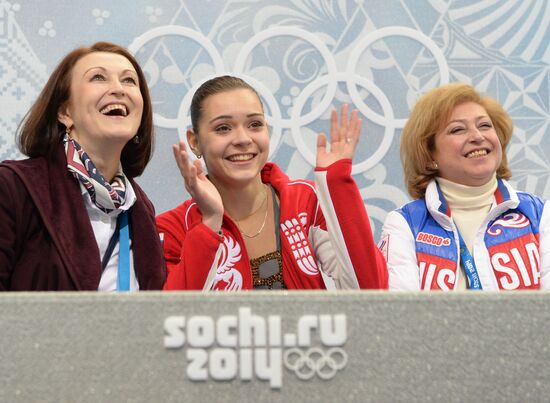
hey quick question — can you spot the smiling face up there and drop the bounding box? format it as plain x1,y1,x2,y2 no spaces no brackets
432,101,503,186
188,88,269,189
57,51,143,153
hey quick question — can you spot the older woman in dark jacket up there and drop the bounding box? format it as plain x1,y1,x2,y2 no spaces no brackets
0,42,165,291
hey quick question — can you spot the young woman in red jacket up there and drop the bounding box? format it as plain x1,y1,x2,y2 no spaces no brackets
157,75,387,291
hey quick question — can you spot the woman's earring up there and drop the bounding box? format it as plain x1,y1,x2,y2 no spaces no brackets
133,135,140,144
432,161,438,170
196,154,202,159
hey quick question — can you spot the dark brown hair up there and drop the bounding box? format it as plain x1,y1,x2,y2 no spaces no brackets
401,82,513,199
190,75,262,133
17,41,154,177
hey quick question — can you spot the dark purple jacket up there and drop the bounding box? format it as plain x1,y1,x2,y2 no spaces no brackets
0,145,165,291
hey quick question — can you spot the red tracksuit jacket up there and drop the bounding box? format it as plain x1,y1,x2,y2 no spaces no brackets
157,160,387,290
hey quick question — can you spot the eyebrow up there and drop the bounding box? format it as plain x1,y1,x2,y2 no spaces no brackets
83,66,138,77
209,113,264,124
447,115,490,124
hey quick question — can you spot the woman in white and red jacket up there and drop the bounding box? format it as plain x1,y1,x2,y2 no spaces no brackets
157,75,387,291
380,83,550,291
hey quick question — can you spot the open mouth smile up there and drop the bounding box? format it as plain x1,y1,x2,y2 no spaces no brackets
465,149,489,158
226,153,256,162
100,103,128,117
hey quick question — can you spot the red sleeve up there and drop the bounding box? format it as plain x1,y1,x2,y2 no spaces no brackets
315,159,388,289
156,206,223,290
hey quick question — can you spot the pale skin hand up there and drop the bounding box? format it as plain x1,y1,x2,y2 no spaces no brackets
316,104,362,168
172,140,224,232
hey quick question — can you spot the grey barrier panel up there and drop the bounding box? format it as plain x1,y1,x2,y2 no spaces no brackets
0,291,549,403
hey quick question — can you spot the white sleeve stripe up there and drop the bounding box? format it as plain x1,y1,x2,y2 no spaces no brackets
184,202,197,231
203,242,224,291
314,170,359,287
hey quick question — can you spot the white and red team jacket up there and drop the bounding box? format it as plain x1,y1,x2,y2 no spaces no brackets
380,179,550,291
157,160,388,291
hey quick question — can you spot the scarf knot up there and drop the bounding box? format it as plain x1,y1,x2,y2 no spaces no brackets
63,134,127,213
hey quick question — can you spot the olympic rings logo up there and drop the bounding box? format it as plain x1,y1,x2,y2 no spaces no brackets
283,347,348,381
129,25,449,175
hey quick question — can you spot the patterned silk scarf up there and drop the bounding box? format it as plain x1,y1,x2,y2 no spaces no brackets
63,133,127,213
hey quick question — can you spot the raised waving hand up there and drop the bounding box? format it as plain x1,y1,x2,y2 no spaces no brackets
172,140,223,231
316,104,362,168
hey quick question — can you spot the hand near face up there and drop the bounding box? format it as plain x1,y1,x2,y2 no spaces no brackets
316,104,362,168
172,140,224,232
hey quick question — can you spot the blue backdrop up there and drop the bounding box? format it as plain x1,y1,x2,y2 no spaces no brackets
2,0,549,238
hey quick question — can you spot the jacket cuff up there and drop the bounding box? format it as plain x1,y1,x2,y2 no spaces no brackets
188,222,224,243
314,159,352,174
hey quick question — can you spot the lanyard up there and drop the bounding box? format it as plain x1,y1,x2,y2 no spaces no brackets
117,211,130,291
456,230,482,290
101,211,131,291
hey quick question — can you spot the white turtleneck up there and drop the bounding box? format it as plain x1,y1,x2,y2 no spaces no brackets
436,174,497,290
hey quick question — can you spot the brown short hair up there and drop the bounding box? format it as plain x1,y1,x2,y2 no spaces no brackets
190,75,262,134
17,41,154,177
401,82,513,199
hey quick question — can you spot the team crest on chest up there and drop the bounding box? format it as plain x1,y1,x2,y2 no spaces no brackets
487,213,530,236
281,212,319,276
212,235,243,291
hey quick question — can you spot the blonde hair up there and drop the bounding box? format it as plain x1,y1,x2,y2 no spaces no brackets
401,82,513,199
